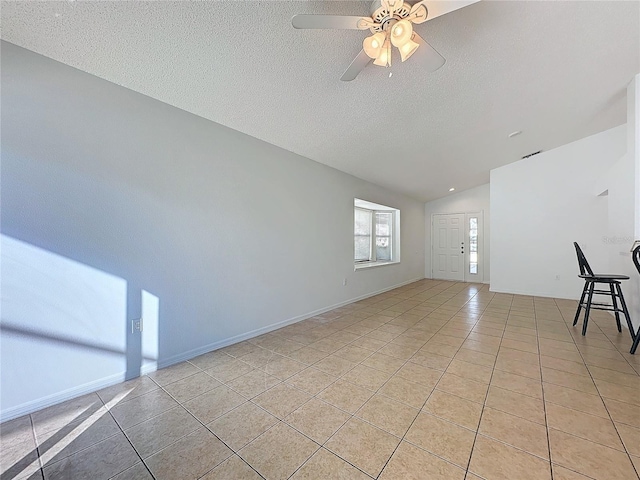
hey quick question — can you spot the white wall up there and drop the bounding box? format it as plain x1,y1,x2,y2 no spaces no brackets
610,75,640,329
0,43,425,420
424,184,490,282
491,125,627,299
632,75,640,241
606,152,639,329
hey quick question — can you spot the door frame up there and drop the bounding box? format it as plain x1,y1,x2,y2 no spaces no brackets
431,211,484,283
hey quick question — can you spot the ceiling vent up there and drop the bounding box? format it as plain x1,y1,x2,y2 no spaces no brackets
521,150,542,159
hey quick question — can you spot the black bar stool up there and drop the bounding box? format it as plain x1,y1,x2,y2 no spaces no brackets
572,242,633,337
630,244,640,354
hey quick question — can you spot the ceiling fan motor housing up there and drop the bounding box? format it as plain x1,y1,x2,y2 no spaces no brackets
369,1,413,32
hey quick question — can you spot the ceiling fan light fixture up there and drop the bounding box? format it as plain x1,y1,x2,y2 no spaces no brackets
291,0,459,81
373,38,391,66
390,19,413,48
363,32,386,59
398,37,419,61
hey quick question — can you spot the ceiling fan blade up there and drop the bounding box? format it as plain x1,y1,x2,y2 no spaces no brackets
292,15,370,30
340,50,372,82
382,0,402,16
425,0,480,20
411,0,480,23
413,33,446,72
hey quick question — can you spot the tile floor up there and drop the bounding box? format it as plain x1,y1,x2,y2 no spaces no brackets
2,280,640,480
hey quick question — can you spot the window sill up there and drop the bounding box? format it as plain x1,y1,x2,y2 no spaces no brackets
354,260,400,271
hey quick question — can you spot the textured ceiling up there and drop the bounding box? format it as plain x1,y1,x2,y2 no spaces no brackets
2,1,639,202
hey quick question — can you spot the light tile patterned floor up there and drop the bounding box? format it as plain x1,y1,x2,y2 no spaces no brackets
2,280,640,480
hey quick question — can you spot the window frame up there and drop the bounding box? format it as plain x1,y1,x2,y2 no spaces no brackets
354,199,401,270
354,207,374,263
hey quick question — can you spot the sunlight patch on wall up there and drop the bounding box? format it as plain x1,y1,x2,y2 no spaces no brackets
0,234,128,414
141,289,159,366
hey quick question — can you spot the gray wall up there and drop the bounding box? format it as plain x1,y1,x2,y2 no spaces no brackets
0,42,425,419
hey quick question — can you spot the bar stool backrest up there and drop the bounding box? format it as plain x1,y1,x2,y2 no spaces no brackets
574,242,594,276
633,244,640,276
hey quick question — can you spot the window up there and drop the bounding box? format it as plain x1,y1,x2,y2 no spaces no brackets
354,208,372,262
469,216,478,274
354,199,400,269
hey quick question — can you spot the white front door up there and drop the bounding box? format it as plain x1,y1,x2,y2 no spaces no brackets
431,212,484,283
432,214,465,281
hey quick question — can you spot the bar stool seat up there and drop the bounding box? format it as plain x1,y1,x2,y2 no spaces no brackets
572,242,633,337
579,274,629,281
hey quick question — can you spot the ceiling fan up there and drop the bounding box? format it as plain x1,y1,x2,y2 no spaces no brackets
292,0,478,81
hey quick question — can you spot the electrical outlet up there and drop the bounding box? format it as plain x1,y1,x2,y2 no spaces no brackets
131,318,143,333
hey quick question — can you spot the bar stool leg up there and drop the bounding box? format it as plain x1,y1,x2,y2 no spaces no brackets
582,282,596,336
610,283,622,332
574,282,589,326
631,325,639,355
614,283,634,339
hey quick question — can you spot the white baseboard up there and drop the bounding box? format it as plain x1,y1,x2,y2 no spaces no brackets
488,286,577,301
156,276,425,369
0,362,155,422
487,287,632,331
1,277,423,421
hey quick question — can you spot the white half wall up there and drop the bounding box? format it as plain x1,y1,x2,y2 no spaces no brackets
613,74,640,329
0,43,425,420
490,125,627,300
424,184,490,282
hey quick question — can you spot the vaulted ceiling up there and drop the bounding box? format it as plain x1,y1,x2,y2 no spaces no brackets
2,1,639,201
